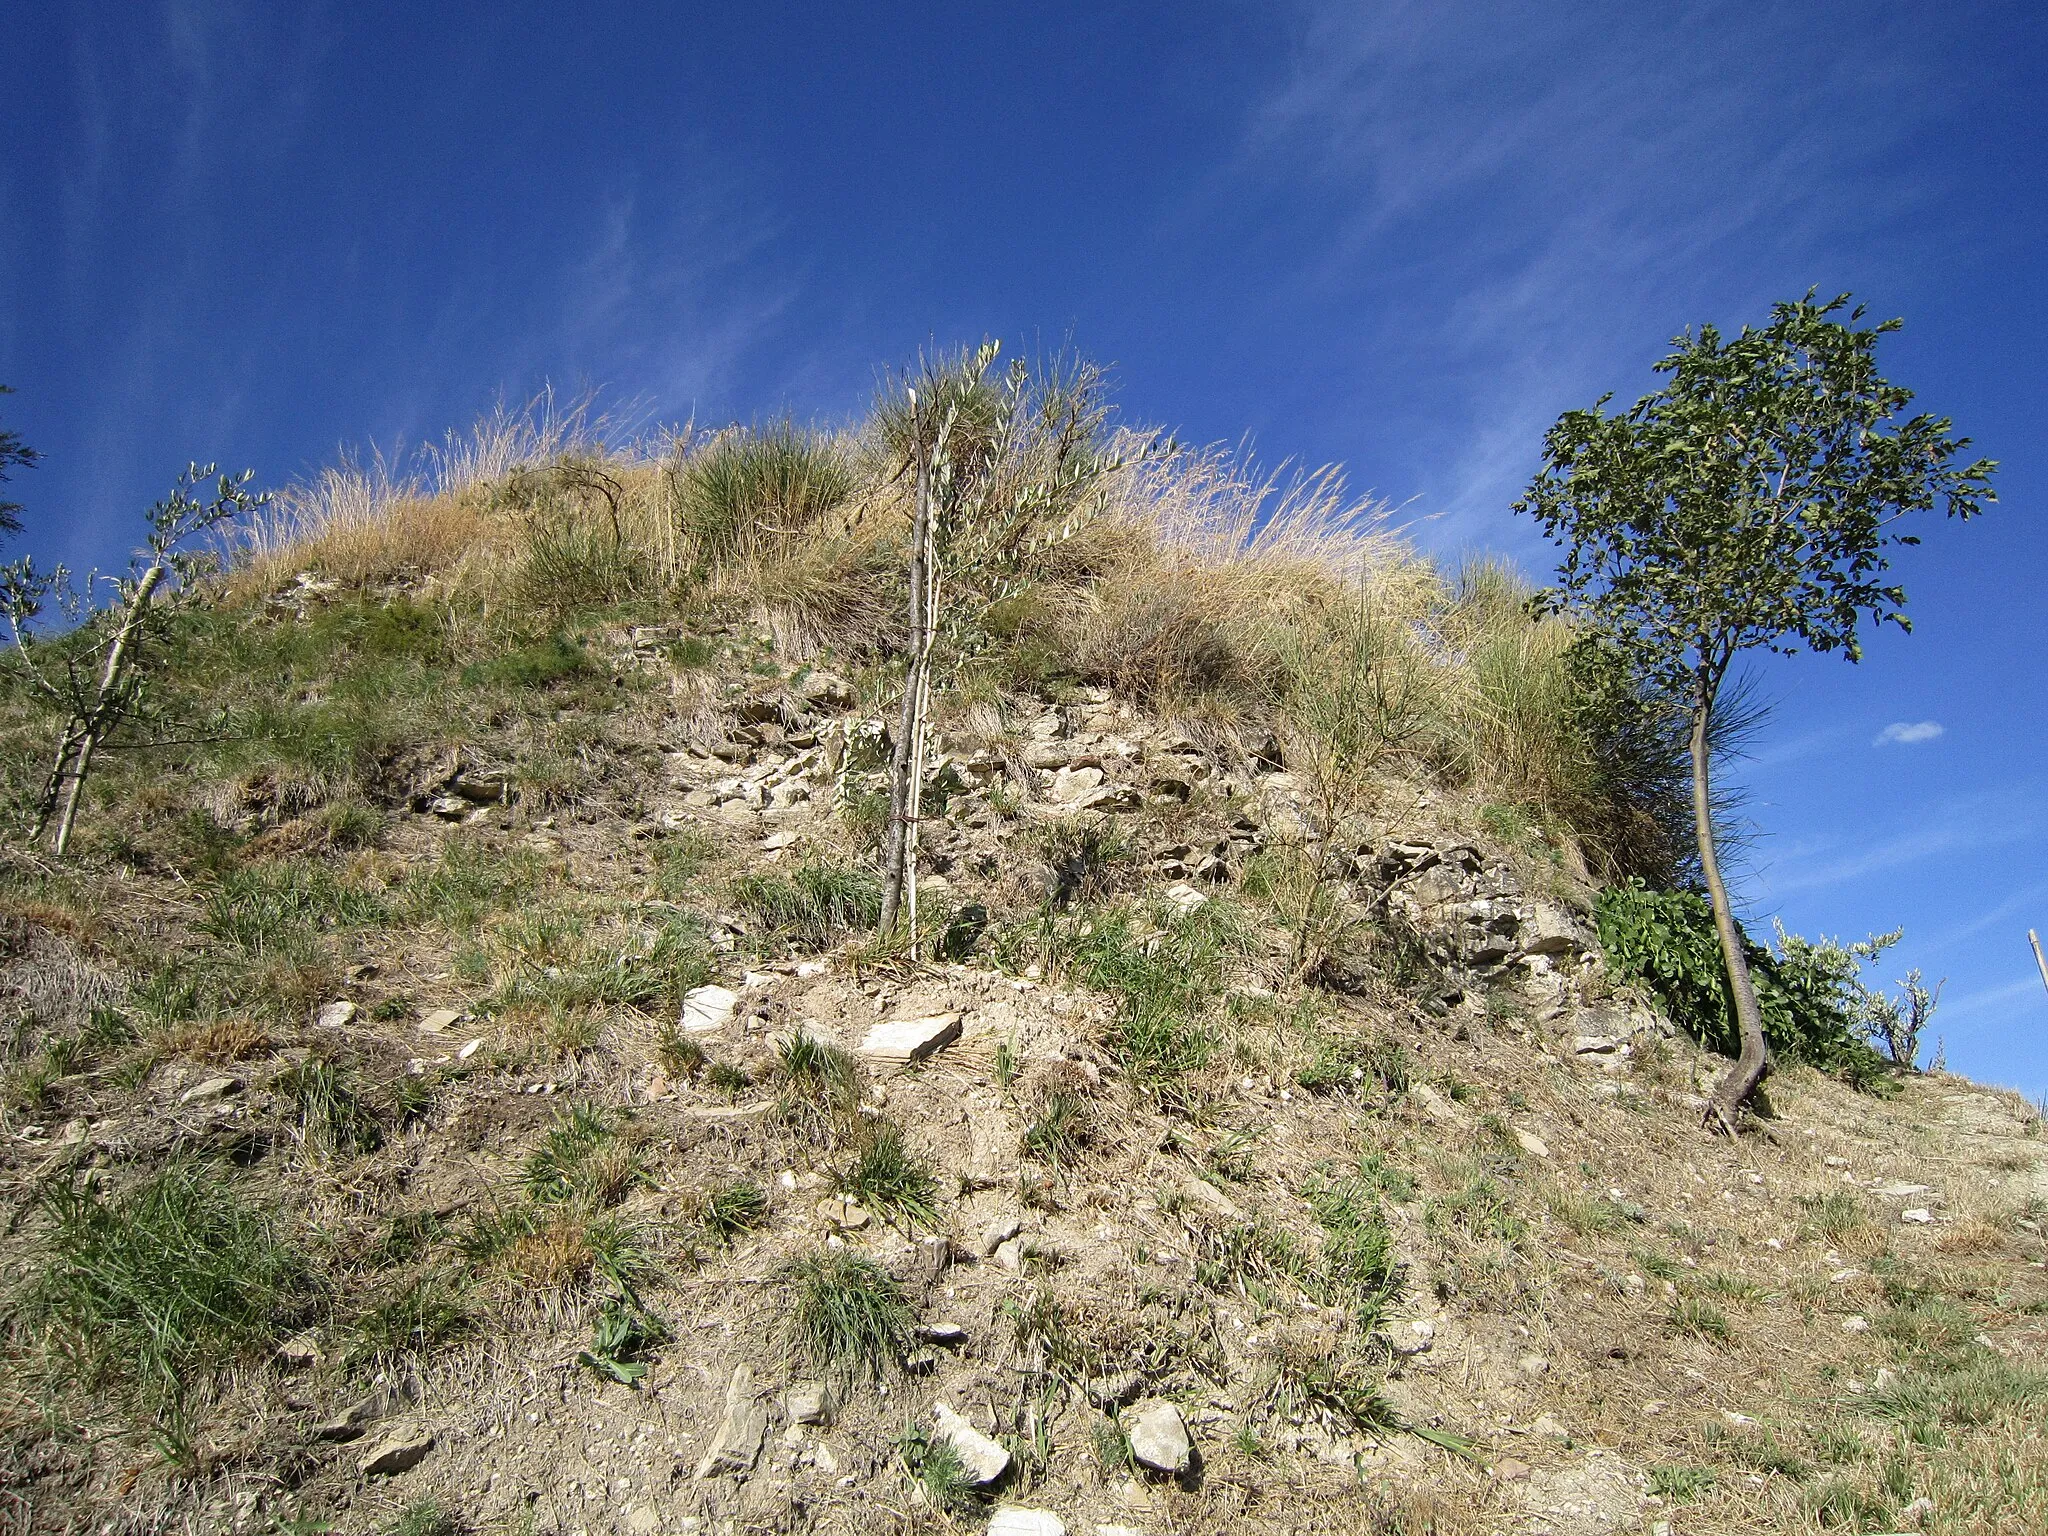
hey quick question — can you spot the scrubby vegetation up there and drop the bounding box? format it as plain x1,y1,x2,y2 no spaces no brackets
0,352,2035,1536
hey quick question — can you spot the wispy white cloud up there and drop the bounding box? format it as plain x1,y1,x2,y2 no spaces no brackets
1206,1,1960,547
1875,721,1944,746
1760,788,2047,899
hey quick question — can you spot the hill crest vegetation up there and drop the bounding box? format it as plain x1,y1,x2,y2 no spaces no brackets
0,349,2040,1536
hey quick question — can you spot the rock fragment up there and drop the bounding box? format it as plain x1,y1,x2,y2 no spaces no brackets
179,1076,240,1105
859,1012,961,1065
357,1424,433,1476
1125,1398,1192,1474
931,1402,1011,1484
680,985,740,1034
988,1510,1067,1536
694,1364,767,1480
784,1380,835,1426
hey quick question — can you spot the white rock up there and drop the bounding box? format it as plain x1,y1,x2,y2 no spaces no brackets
415,1007,461,1036
1901,1208,1934,1224
1390,1319,1435,1356
1512,1127,1550,1158
988,1510,1066,1536
931,1402,1011,1484
1875,1181,1933,1198
1842,1315,1869,1332
1125,1398,1191,1474
316,1000,357,1029
680,985,741,1034
180,1076,240,1105
1162,881,1208,915
1050,765,1105,803
458,1037,484,1060
858,1012,961,1064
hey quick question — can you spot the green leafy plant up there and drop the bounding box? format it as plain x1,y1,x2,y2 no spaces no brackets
577,1298,665,1386
1518,292,1995,1128
1595,880,1892,1088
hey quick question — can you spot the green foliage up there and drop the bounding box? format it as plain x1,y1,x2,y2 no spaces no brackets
650,826,718,898
1518,292,1995,695
897,1421,979,1516
15,1163,310,1413
834,1122,940,1230
0,383,40,540
577,1298,664,1387
1866,1356,2048,1426
672,424,854,563
275,1056,385,1159
460,633,590,690
1648,1464,1717,1502
523,1104,646,1205
1668,1297,1731,1342
780,1250,914,1383
387,1499,462,1536
201,860,389,952
1303,1174,1404,1326
701,1180,769,1243
1595,880,1893,1085
1065,897,1250,1097
730,858,881,950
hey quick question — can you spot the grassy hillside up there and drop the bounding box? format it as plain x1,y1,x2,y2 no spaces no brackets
1,367,2043,1536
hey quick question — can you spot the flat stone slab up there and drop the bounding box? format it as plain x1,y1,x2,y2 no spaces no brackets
180,1076,240,1105
859,1012,961,1065
694,1364,766,1480
357,1424,433,1476
932,1402,1011,1484
680,985,741,1034
316,1000,357,1029
415,1008,461,1036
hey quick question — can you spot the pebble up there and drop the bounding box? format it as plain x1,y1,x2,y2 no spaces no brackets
1125,1398,1191,1474
988,1509,1067,1536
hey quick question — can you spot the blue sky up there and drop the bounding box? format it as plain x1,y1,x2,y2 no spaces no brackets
6,2,2045,1095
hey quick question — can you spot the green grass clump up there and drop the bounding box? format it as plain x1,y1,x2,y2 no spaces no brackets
673,424,854,563
1304,1174,1403,1325
1866,1356,2048,1427
523,1104,646,1205
1797,1190,1869,1241
897,1422,979,1516
730,859,881,950
1667,1297,1731,1342
1648,1464,1717,1502
460,632,590,690
387,1497,463,1536
781,1250,914,1383
701,1180,770,1243
834,1123,940,1230
275,1056,384,1159
1022,1091,1090,1167
15,1163,310,1414
201,860,389,953
1064,898,1251,1099
651,826,719,898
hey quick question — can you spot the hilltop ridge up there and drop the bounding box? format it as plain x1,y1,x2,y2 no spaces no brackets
1,381,2043,1536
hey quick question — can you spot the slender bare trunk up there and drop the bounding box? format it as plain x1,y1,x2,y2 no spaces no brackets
879,463,933,935
1697,696,1768,1133
48,563,164,857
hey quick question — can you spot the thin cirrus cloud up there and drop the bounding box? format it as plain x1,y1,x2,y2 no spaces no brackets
1875,721,1944,747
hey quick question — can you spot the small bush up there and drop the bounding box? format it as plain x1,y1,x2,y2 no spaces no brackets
1595,881,1893,1087
781,1250,914,1383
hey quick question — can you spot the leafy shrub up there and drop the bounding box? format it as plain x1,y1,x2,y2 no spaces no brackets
1594,880,1892,1086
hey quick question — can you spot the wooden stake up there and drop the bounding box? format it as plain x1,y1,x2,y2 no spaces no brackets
2031,929,2048,999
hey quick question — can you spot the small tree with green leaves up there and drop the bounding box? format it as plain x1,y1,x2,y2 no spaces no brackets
0,384,41,542
3,463,266,854
1516,293,1994,1132
875,343,1122,944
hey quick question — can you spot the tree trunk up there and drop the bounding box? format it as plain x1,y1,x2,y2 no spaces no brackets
49,563,166,857
1696,699,1768,1133
878,461,933,935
